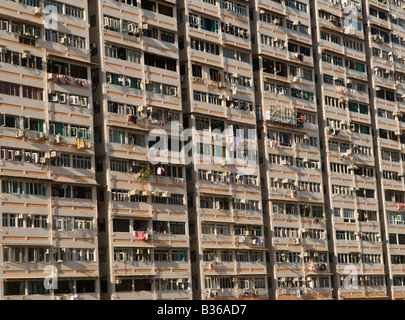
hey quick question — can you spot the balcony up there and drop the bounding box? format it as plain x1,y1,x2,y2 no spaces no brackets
305,262,329,275
201,233,265,249
152,233,189,247
111,231,153,247
47,73,89,89
112,260,155,275
111,201,152,218
1,226,51,245
263,105,304,128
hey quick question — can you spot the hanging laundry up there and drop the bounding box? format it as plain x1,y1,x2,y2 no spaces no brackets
135,230,145,239
128,115,137,124
269,140,278,148
231,84,237,95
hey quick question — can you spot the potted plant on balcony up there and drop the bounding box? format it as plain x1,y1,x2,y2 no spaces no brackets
139,165,151,180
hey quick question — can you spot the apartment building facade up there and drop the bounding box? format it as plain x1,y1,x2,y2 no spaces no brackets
88,0,192,300
363,0,405,300
0,0,99,300
250,0,332,300
311,0,388,300
1,0,405,301
177,0,269,300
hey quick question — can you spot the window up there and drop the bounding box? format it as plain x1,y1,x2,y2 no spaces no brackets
0,80,20,97
190,38,219,55
26,182,46,196
160,31,175,43
113,219,130,232
72,155,91,169
170,222,186,234
51,153,70,167
2,180,23,194
4,281,25,296
28,281,49,295
144,53,176,71
76,280,96,293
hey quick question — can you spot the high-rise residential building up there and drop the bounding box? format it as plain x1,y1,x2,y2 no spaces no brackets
0,0,99,300
312,0,387,300
88,0,192,300
251,0,331,300
177,0,269,300
3,0,405,301
363,0,405,301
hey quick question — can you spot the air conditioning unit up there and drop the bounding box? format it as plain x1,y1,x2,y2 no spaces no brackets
55,135,63,143
142,23,149,30
33,7,42,15
281,159,288,165
293,238,301,244
38,132,48,140
50,93,58,102
40,157,47,164
16,130,25,138
21,50,30,59
59,37,67,45
15,151,21,156
50,151,60,158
